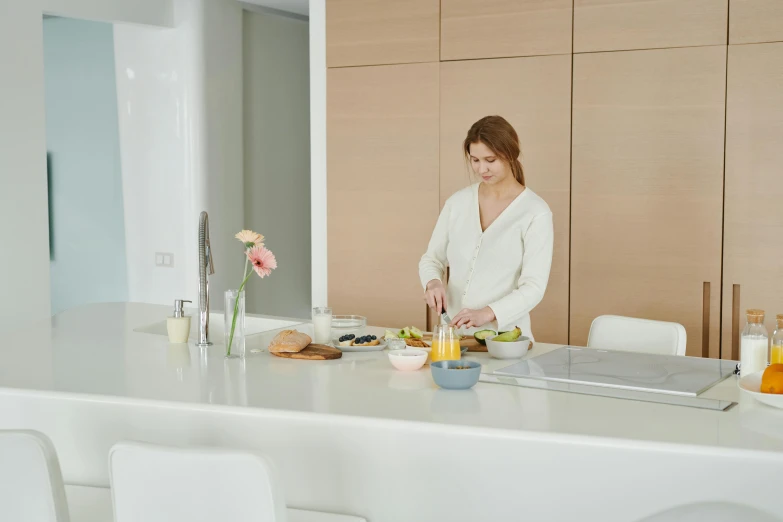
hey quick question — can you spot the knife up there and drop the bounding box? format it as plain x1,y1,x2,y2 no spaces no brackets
441,306,451,325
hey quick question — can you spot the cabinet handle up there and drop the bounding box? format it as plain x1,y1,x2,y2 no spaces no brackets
731,284,741,360
702,282,710,358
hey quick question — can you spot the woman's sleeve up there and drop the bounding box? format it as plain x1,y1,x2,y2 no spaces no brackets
488,211,554,328
419,199,452,289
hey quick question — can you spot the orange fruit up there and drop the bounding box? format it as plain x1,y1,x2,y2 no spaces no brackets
760,364,783,394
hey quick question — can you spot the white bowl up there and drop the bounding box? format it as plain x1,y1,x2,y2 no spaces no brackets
738,371,783,409
485,336,531,359
388,349,428,371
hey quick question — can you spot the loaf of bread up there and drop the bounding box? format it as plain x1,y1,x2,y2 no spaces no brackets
268,330,312,353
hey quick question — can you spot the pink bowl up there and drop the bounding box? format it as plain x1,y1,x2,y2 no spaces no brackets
388,349,428,371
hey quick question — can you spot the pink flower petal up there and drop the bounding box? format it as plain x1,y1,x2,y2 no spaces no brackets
246,245,277,279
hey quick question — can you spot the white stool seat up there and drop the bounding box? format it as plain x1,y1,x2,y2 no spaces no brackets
109,441,366,522
587,315,687,356
0,430,70,522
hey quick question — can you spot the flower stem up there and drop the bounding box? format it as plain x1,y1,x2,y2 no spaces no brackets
227,268,253,356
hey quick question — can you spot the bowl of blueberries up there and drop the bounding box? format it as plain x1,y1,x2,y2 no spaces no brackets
334,333,386,352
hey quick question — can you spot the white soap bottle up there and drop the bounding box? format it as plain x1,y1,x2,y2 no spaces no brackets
167,299,192,343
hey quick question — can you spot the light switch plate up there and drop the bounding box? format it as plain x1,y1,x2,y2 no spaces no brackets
155,252,174,267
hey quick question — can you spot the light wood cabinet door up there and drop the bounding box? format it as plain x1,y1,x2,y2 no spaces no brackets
327,64,439,330
730,0,783,44
571,47,727,357
440,56,572,344
574,0,727,53
326,0,439,67
722,43,783,360
440,0,572,61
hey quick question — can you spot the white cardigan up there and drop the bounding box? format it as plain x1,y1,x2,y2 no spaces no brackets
419,183,554,340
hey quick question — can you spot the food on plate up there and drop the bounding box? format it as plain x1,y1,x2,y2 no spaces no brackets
404,338,429,348
761,364,783,394
399,327,412,339
269,330,312,353
409,326,424,339
473,329,497,346
338,334,356,346
353,335,379,346
493,326,522,342
384,329,399,340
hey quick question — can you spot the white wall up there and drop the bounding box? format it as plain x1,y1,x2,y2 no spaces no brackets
114,0,244,308
0,1,50,332
309,0,327,308
243,9,311,319
0,0,173,333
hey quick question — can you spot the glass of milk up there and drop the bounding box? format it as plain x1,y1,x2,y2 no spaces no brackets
740,309,769,376
312,307,333,344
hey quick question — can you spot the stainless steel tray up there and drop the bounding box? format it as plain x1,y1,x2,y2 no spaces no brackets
492,346,737,397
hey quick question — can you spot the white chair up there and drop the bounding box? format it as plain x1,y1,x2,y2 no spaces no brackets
109,441,366,522
587,315,687,356
0,429,71,522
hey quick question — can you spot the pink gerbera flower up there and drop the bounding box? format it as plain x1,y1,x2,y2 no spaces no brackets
247,245,277,278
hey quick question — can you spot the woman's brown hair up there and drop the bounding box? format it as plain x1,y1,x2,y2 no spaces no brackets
463,115,525,186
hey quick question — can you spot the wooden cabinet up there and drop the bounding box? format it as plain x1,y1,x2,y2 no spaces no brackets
440,0,572,61
730,0,783,44
327,63,439,329
574,0,727,53
439,56,572,344
570,47,727,357
722,43,783,359
326,0,439,67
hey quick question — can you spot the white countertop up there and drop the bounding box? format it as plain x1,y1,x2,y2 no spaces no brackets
2,303,782,455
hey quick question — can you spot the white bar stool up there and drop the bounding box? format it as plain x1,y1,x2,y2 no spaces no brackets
0,429,71,522
109,441,366,522
587,314,687,356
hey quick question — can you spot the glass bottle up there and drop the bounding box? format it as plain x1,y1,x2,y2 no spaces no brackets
771,314,783,365
740,309,768,376
431,324,461,363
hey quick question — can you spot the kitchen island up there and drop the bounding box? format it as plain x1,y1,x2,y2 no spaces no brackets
1,303,781,521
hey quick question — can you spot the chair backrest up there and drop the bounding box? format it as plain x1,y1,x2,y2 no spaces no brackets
0,430,71,522
587,315,687,356
109,441,288,522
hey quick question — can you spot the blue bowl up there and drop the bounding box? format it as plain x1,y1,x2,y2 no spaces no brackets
430,360,481,390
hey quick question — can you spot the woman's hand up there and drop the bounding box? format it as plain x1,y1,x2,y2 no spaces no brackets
450,306,496,329
424,279,447,313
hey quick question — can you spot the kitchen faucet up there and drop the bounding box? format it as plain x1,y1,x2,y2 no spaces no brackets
197,211,215,347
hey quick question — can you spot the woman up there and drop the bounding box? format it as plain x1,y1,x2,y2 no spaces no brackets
419,115,554,341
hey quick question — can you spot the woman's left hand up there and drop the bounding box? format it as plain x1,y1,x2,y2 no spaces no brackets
450,307,495,329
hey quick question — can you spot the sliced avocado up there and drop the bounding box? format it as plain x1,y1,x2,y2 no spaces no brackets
410,326,424,339
399,327,412,339
473,329,497,346
493,327,522,342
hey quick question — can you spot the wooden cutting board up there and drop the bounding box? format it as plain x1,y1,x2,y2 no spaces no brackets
271,344,342,360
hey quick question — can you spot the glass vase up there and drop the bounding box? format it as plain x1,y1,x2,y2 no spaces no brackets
224,289,245,358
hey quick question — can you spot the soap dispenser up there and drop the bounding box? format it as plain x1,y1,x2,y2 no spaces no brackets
167,299,192,343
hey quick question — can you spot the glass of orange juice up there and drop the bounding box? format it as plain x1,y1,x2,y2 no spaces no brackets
431,324,461,363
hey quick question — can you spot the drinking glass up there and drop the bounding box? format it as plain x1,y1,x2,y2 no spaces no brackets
312,307,333,344
431,324,461,363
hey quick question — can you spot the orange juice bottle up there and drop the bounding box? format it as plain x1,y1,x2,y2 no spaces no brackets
772,314,783,364
431,324,461,363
